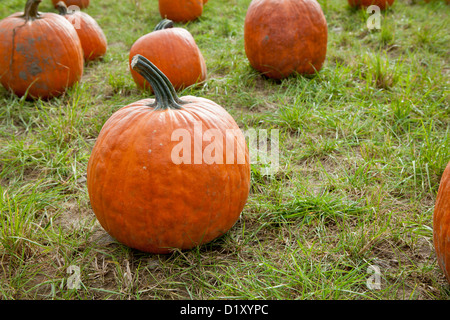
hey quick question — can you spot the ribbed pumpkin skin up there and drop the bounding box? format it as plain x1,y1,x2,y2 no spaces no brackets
348,0,394,10
0,6,83,99
158,0,203,22
244,0,328,79
129,27,206,91
434,162,450,283
58,6,107,61
87,97,250,254
52,0,90,9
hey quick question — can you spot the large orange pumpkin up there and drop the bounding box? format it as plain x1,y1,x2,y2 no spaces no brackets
129,19,206,91
87,55,250,254
348,0,394,10
52,0,90,9
0,0,84,99
244,0,328,79
434,162,450,283
158,0,204,22
56,1,107,61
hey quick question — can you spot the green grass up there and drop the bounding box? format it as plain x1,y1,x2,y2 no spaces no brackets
0,0,449,300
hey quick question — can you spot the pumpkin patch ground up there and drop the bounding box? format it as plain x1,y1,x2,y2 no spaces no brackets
0,0,449,301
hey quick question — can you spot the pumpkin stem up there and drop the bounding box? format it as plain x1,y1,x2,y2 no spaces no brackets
56,1,69,15
154,19,174,31
23,0,42,21
131,54,187,110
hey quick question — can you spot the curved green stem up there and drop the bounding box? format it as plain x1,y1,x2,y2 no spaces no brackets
22,0,42,21
154,19,174,31
131,54,186,110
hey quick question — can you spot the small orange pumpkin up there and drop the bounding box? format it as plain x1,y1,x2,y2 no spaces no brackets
158,0,204,22
56,1,107,61
244,0,328,79
87,55,250,254
433,162,450,283
129,19,206,91
348,0,394,10
0,0,84,99
52,0,90,9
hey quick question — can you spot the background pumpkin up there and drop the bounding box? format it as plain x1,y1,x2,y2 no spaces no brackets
52,0,90,9
87,55,250,254
158,0,204,22
56,1,107,61
244,0,328,79
433,162,450,283
347,0,394,10
129,19,206,91
0,0,84,99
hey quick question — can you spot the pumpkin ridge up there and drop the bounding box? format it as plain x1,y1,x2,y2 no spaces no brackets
33,20,52,92
50,16,83,87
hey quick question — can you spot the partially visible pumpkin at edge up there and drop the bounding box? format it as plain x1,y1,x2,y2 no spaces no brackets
434,162,450,284
0,0,83,99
